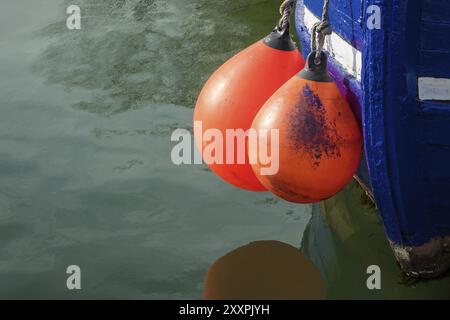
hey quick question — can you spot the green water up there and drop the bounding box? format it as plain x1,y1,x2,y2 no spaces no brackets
0,0,311,299
0,0,448,300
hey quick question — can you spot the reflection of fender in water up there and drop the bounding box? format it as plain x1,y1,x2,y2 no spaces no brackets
301,180,450,299
203,240,325,300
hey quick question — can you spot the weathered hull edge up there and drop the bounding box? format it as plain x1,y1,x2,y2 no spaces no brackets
367,0,450,278
390,237,450,278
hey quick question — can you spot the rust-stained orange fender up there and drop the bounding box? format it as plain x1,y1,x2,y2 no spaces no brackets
250,52,362,202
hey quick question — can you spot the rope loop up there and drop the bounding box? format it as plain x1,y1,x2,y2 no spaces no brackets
311,0,332,64
278,0,295,31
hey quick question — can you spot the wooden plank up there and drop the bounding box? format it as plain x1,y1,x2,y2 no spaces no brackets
421,22,450,52
420,146,450,178
422,0,450,24
304,0,364,49
422,116,450,146
419,50,450,79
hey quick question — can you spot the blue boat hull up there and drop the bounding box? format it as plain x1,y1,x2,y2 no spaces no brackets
295,0,450,277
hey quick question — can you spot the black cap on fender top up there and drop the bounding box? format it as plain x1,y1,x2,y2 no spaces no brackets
298,51,333,82
263,26,296,51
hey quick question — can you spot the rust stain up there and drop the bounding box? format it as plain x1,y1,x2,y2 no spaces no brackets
288,84,342,166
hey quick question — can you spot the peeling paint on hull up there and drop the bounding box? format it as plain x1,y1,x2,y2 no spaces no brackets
390,237,450,279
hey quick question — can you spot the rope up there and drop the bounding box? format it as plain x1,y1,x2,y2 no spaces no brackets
278,0,295,31
311,0,332,64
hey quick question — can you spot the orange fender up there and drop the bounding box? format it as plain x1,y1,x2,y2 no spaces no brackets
250,52,362,202
194,30,304,191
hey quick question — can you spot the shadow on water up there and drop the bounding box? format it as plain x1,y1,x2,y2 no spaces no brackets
33,0,282,115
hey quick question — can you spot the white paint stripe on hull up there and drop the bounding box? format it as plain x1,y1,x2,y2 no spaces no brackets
302,7,362,81
419,77,450,101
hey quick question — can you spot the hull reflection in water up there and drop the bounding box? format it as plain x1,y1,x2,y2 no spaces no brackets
302,181,450,299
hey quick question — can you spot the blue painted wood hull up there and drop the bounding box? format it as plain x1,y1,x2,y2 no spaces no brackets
295,0,450,276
